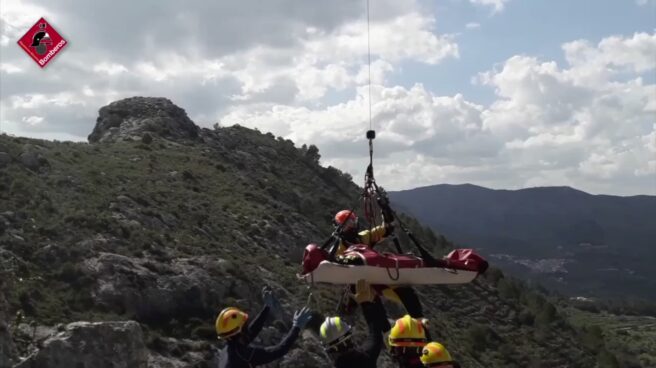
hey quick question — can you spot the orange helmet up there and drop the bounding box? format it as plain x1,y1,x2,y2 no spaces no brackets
215,307,249,339
334,210,357,229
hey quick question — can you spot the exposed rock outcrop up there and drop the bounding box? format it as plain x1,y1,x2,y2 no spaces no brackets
18,145,49,172
88,97,200,143
83,253,236,323
14,321,147,368
0,278,16,367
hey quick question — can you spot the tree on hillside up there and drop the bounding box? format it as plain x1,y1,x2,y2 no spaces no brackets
305,144,321,164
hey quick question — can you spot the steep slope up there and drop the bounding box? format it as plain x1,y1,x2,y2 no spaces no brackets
390,184,656,301
0,97,626,367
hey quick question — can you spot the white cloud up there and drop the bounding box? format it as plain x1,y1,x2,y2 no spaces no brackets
465,22,481,30
0,0,654,195
644,125,656,153
93,63,128,76
563,32,656,78
0,63,22,74
476,33,655,193
22,115,44,126
0,0,51,46
222,32,656,195
224,12,457,102
82,86,95,97
578,152,620,179
310,13,459,65
469,0,510,13
1,0,457,140
356,59,394,86
222,83,499,162
9,93,84,109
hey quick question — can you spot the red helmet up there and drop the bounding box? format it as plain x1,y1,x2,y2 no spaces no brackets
334,210,357,229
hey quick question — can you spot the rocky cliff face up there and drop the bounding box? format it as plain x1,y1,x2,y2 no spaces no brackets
87,97,200,143
15,321,148,368
0,97,606,367
83,252,232,324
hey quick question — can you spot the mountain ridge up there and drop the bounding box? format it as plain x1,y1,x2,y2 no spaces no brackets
393,183,653,199
390,182,656,301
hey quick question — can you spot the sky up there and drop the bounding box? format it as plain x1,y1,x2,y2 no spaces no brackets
1,0,655,196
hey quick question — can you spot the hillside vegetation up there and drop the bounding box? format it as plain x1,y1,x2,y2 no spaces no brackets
0,97,649,367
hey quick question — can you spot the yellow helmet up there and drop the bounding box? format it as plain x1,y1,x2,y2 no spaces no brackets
421,342,454,366
388,315,427,347
215,307,249,339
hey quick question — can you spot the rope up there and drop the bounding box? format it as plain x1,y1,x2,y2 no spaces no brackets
363,156,377,247
335,285,352,314
386,258,401,281
363,0,376,241
366,0,372,131
387,209,440,267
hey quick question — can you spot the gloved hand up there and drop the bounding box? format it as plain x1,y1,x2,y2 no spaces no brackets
354,279,375,304
262,286,275,307
262,286,281,318
292,306,313,329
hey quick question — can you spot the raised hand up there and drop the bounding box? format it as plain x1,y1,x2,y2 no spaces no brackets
292,306,313,329
262,286,276,308
262,286,283,319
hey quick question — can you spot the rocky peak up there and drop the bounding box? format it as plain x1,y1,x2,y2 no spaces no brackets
87,97,200,143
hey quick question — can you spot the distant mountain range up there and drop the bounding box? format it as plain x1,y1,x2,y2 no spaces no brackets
390,184,656,301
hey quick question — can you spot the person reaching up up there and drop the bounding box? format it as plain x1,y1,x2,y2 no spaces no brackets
216,286,313,368
319,280,386,368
